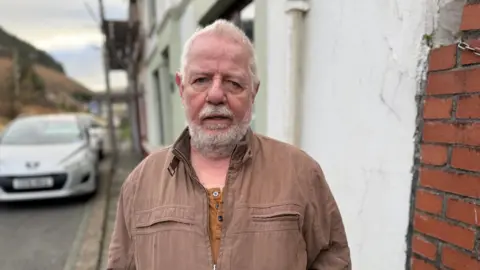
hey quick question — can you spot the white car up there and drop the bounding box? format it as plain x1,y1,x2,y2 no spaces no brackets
0,114,99,202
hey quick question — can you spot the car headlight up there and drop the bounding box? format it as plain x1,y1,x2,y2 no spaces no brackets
62,150,90,171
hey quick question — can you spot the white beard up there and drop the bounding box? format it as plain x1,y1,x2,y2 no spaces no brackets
187,104,251,159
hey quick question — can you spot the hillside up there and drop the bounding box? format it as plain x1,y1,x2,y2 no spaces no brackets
0,27,64,73
0,27,93,120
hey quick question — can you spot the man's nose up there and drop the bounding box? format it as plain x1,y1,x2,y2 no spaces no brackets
206,76,226,104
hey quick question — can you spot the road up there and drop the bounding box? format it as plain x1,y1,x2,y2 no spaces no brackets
0,161,109,270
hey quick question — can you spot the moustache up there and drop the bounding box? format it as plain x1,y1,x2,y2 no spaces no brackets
199,105,234,120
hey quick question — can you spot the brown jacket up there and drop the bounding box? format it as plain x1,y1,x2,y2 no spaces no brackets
107,129,351,270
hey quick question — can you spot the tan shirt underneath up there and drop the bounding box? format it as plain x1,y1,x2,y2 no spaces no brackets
207,188,223,264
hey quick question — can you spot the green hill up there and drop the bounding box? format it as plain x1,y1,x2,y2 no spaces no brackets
0,26,64,73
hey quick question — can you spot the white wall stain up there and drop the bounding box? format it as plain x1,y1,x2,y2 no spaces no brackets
265,0,441,269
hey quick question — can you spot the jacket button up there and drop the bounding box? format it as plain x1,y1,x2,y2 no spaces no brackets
218,215,223,222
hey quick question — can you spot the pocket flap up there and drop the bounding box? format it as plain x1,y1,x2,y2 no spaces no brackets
249,203,302,219
135,206,194,228
252,210,300,221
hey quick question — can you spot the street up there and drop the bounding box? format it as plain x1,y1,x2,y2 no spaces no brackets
0,160,110,270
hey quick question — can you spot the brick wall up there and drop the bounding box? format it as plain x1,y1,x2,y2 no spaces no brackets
409,2,480,270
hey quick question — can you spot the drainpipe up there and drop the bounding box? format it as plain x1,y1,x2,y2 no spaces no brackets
284,0,309,147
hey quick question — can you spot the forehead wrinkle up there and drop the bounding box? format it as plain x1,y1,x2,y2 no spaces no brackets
186,51,249,81
187,65,248,82
189,40,246,63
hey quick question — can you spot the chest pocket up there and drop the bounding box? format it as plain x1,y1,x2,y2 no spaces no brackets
233,203,304,233
133,205,195,234
227,203,306,270
132,206,201,270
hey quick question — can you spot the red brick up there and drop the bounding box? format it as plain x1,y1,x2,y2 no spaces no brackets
442,245,480,270
460,40,480,66
426,68,480,95
456,95,480,119
415,189,443,214
423,97,452,119
419,168,480,199
446,198,480,226
414,213,476,250
421,144,448,166
423,122,480,146
460,4,480,31
429,45,456,71
451,147,480,172
412,235,437,260
411,257,436,270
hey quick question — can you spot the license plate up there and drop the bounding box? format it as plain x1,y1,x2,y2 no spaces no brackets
12,177,54,190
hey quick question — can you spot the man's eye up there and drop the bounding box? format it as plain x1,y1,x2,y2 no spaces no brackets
228,80,241,88
193,77,208,84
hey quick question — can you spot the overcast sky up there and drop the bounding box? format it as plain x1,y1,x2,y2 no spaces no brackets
0,0,128,92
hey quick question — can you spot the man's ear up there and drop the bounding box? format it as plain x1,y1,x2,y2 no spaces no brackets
252,81,260,103
175,72,184,97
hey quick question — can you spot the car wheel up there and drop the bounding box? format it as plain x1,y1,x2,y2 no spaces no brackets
87,164,100,197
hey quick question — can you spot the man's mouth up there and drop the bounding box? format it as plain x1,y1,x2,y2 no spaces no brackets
202,115,231,121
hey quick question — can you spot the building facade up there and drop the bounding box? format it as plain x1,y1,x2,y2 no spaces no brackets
133,0,480,269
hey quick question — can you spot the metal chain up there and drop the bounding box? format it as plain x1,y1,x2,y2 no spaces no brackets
458,41,480,57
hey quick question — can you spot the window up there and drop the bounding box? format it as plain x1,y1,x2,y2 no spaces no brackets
1,117,83,145
152,69,165,145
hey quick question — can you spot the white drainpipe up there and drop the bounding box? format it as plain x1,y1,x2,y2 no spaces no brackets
284,0,309,146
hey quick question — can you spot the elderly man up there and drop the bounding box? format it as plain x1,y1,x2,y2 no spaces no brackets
107,19,351,270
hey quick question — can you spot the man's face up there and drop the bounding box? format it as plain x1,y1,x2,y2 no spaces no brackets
176,33,258,155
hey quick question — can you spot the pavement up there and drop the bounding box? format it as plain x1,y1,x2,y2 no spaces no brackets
98,150,143,270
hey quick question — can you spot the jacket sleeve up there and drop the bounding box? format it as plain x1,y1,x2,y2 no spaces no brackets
107,177,136,270
304,163,351,270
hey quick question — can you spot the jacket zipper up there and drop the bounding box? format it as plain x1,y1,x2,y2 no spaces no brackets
173,150,216,270
204,184,215,270
214,156,238,270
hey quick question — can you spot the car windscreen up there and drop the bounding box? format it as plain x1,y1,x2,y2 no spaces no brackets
0,117,83,145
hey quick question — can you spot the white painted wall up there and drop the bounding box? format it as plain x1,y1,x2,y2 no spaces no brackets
265,0,436,269
143,70,160,147
178,2,197,129
179,3,197,48
141,0,162,149
265,0,289,140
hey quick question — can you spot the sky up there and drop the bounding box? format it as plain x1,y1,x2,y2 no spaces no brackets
0,0,128,92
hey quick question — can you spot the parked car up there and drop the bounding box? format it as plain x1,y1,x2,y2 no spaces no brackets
77,113,107,160
0,114,98,202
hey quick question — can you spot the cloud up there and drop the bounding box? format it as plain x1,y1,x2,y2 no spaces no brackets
0,0,127,90
35,31,103,51
49,46,127,92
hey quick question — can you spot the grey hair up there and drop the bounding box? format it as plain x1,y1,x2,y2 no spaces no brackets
179,19,259,87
